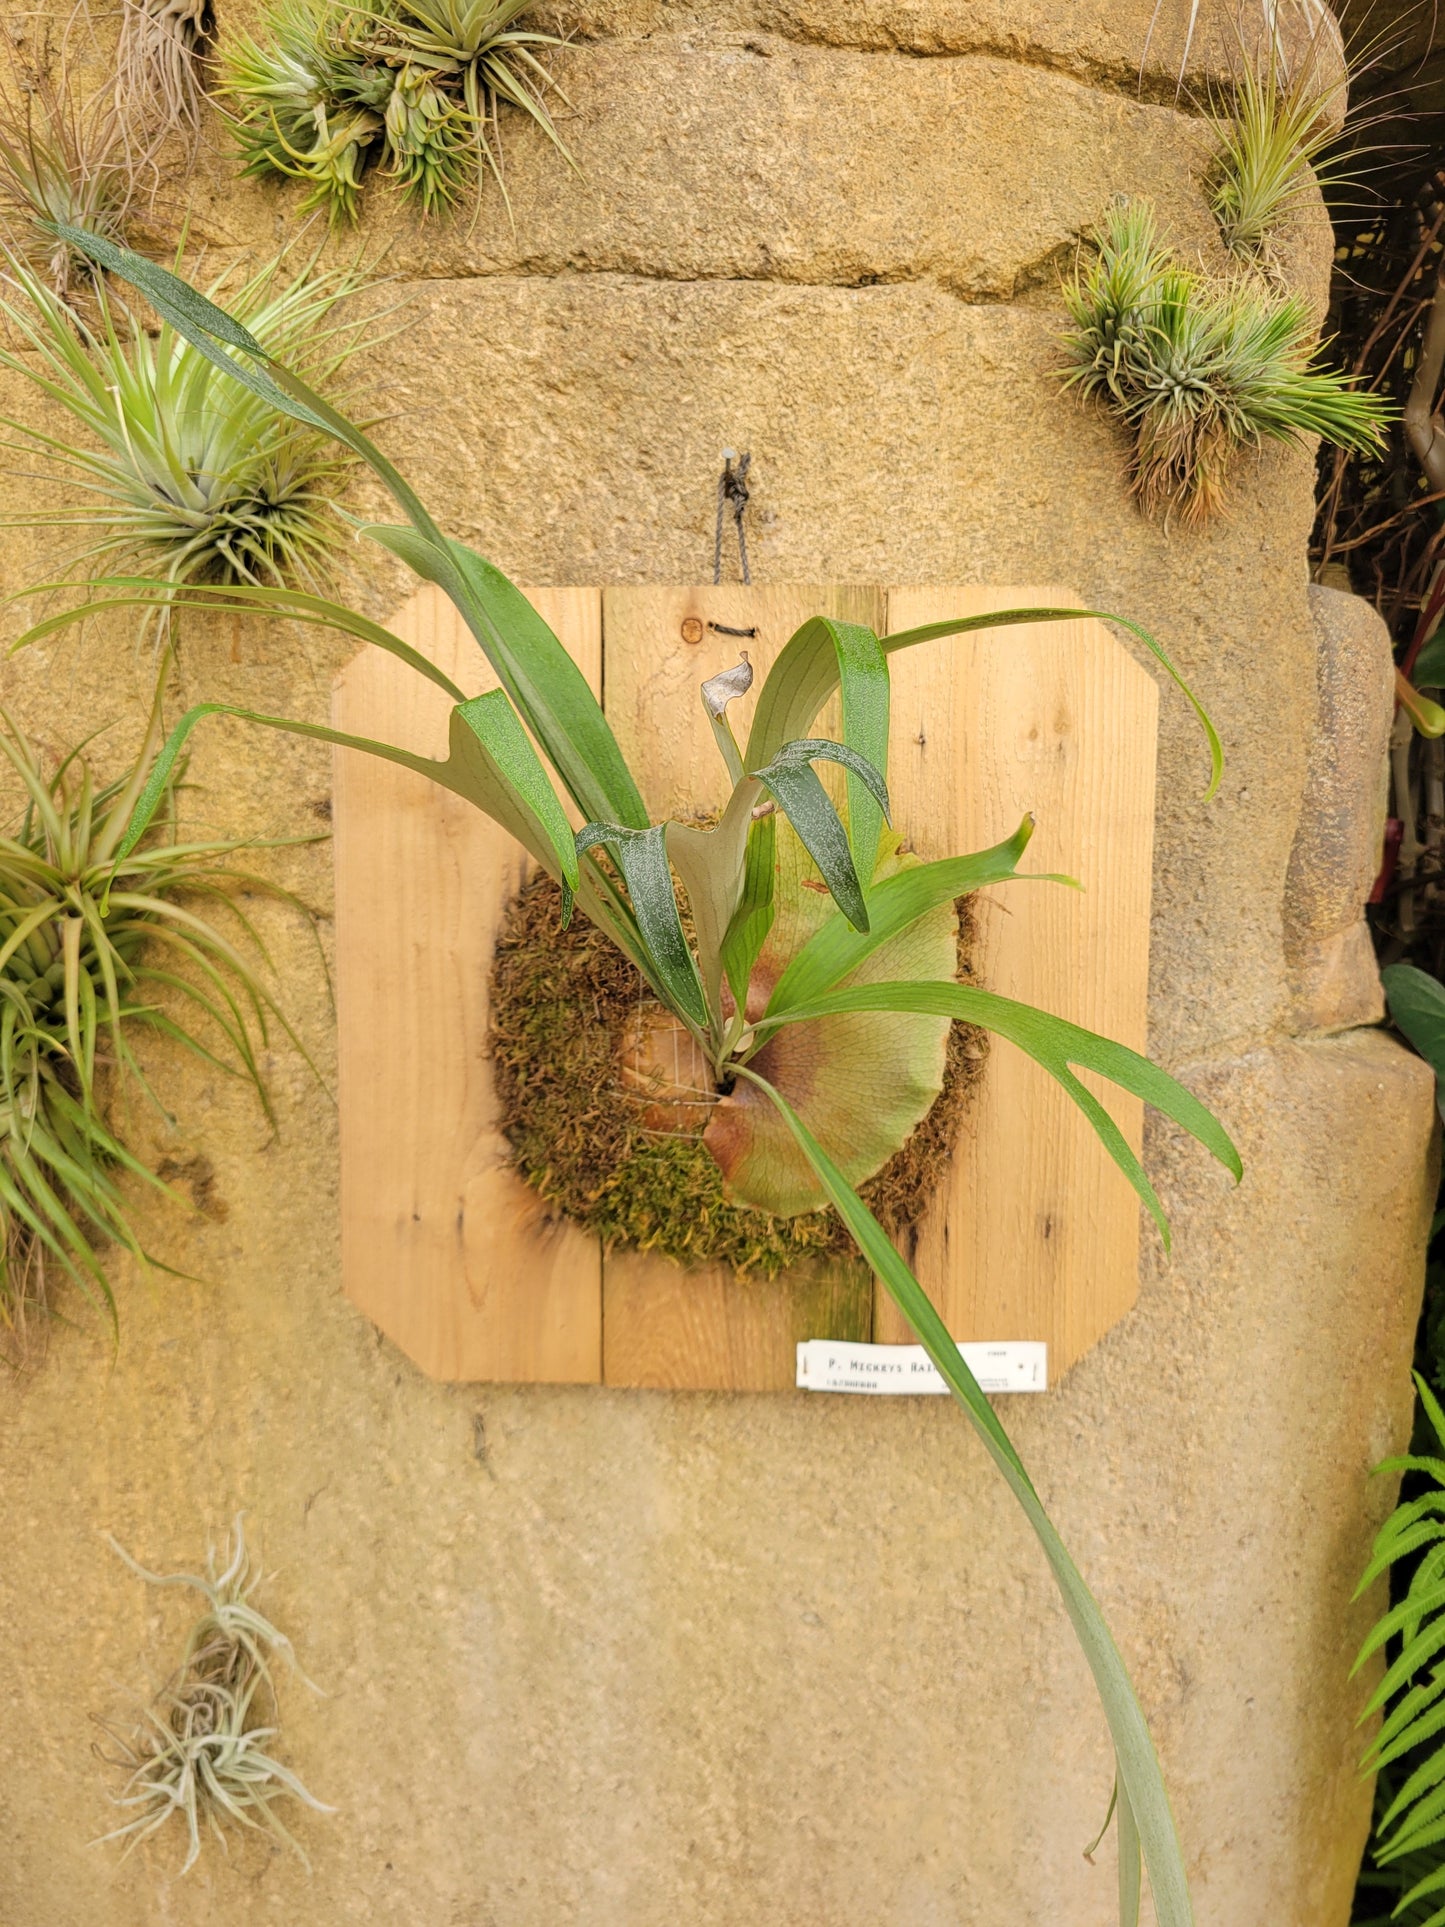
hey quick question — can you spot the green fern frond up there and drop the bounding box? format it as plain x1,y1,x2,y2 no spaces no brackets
1355,1373,1445,1914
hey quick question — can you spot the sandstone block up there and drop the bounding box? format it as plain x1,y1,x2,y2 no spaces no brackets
179,43,1219,293
535,0,1345,107
0,1027,1429,1926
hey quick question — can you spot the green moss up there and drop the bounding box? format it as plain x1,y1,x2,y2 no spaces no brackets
488,872,983,1279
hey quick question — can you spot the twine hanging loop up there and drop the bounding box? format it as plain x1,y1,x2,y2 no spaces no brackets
713,449,752,585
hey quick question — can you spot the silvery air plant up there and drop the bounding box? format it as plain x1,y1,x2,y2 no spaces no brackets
33,225,1242,1927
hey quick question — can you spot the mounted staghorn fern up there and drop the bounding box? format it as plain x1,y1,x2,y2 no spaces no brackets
32,225,1244,1925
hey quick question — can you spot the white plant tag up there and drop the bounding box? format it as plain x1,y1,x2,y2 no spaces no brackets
795,1339,1047,1395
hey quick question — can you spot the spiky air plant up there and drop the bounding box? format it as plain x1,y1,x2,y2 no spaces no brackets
0,53,134,306
0,250,369,597
99,1516,331,1871
359,0,575,211
219,0,394,225
1061,200,1388,522
218,0,572,223
1207,40,1351,263
0,686,301,1353
26,228,1249,1927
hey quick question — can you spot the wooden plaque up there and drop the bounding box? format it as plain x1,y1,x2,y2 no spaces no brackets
333,584,1158,1389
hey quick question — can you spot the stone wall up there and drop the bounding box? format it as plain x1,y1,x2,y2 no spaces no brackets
0,4,1436,1923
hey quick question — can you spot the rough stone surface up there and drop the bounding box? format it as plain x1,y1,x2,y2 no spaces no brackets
0,1031,1431,1927
0,6,1435,1925
534,0,1344,101
182,45,1222,295
1285,584,1395,1033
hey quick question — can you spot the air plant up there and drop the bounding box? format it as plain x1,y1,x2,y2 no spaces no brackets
0,52,134,304
99,1515,331,1871
218,0,573,223
1061,199,1389,521
1207,47,1346,261
27,227,1246,1925
220,0,394,225
114,0,211,159
0,250,370,597
0,683,300,1349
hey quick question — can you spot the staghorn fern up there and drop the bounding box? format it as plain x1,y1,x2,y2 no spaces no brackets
98,1515,331,1871
1061,199,1388,522
13,225,1252,1925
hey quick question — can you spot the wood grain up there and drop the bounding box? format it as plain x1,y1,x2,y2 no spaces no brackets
598,586,884,1391
334,582,1159,1390
875,587,1159,1378
333,584,605,1383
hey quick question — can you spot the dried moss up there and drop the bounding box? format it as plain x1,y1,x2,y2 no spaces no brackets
488,872,986,1278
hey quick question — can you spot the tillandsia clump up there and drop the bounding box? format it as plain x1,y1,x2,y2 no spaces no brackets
0,685,298,1354
114,0,212,160
98,1515,331,1872
0,249,371,599
1061,199,1388,522
29,227,1246,1926
218,0,574,224
0,51,135,307
1206,41,1347,265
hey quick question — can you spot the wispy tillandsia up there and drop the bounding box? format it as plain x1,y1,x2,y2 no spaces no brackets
23,225,1248,1924
0,678,312,1356
97,1515,331,1872
0,248,374,605
1207,48,1347,262
113,0,212,163
0,51,136,308
218,0,574,224
1061,199,1389,522
1141,0,1339,98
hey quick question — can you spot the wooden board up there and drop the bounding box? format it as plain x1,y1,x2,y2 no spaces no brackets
333,586,604,1384
598,586,884,1390
333,583,1159,1389
877,588,1158,1375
